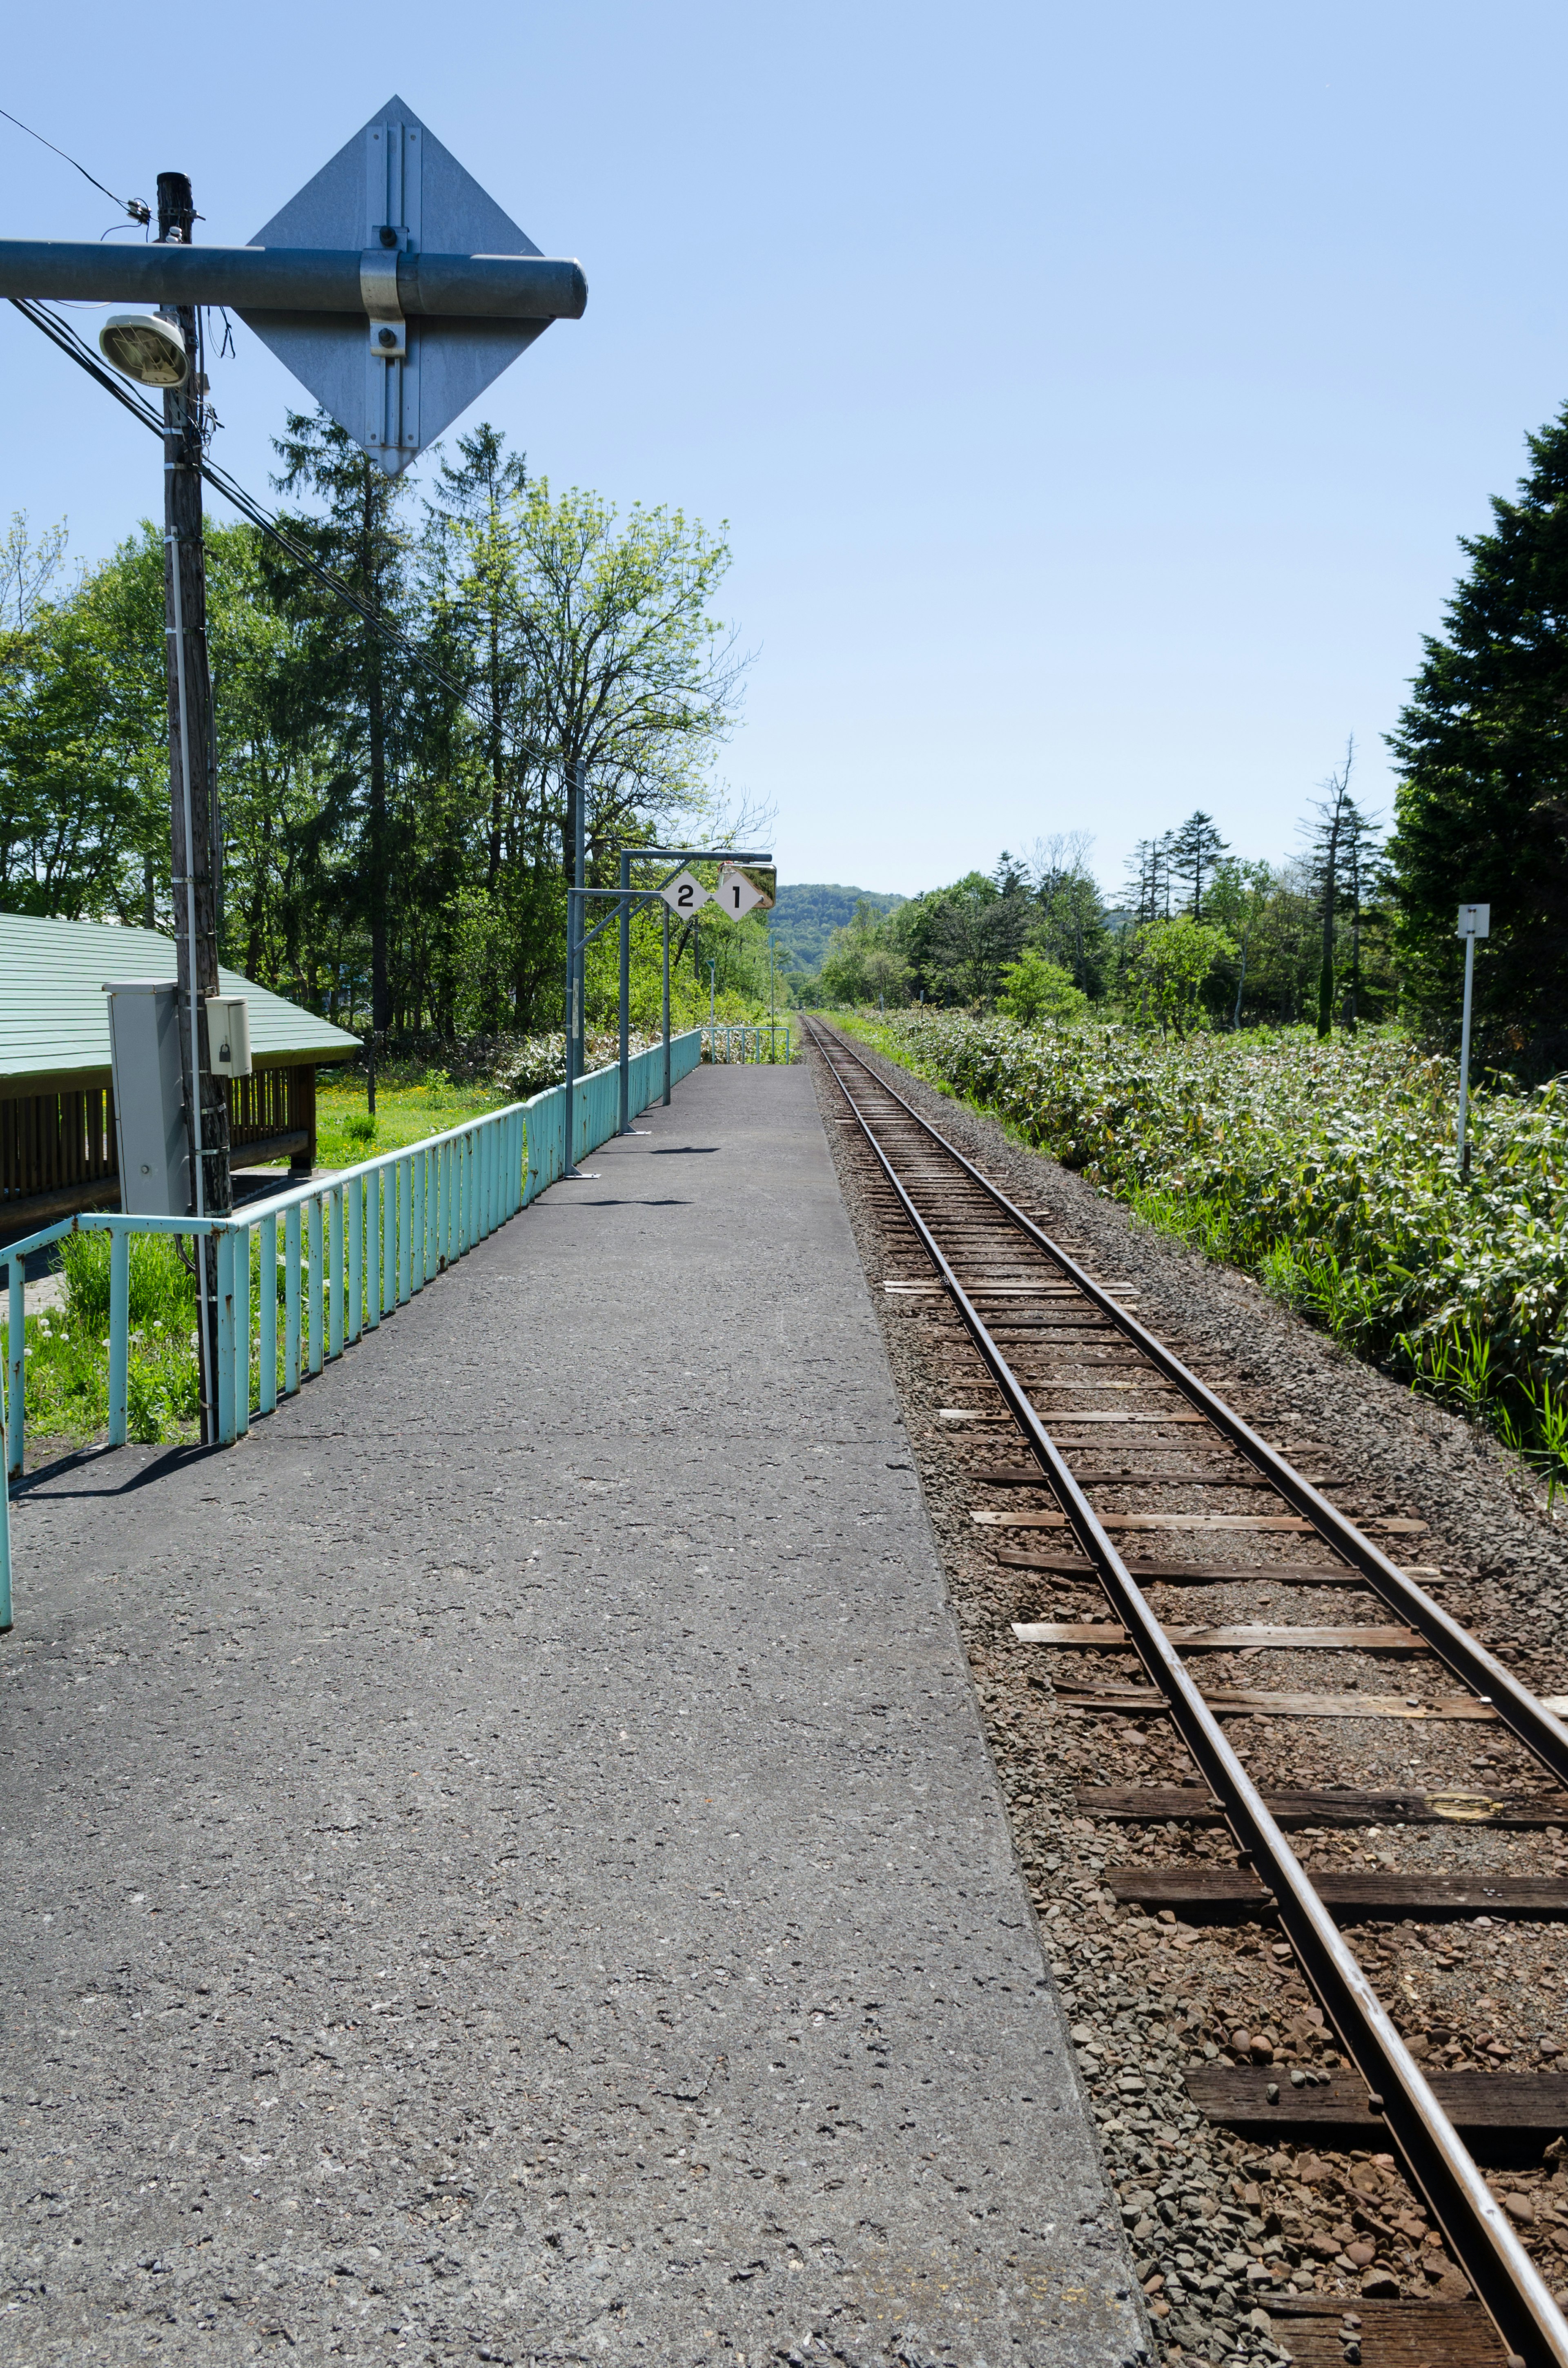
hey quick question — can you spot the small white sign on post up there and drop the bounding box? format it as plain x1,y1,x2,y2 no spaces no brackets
660,869,712,914
716,864,767,917
1454,901,1490,1178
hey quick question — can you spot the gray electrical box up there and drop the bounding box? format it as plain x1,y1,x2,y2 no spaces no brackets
205,992,252,1078
104,981,190,1217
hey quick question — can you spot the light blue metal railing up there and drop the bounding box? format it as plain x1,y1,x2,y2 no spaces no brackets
0,1029,703,1627
701,1022,792,1063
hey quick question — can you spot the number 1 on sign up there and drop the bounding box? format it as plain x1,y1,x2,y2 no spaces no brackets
717,865,766,916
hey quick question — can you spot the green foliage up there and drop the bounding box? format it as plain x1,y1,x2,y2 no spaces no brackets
845,1010,1568,1487
996,946,1086,1023
771,883,906,975
1124,915,1236,1035
0,422,748,1047
1387,404,1568,1069
818,900,911,1005
3,1231,200,1451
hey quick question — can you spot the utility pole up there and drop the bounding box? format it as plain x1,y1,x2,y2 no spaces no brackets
159,170,231,1443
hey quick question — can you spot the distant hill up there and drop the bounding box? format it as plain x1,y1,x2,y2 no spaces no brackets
772,883,906,974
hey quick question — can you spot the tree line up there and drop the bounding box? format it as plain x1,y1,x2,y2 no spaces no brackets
813,400,1568,1067
0,415,761,1040
807,790,1397,1039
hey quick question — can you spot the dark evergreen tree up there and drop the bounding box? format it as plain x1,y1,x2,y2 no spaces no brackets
1387,408,1568,1064
270,410,423,1035
1167,810,1229,922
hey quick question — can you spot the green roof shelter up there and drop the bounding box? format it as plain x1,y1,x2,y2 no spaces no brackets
0,914,360,1230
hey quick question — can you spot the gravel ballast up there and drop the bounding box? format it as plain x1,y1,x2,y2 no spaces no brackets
807,1026,1568,2368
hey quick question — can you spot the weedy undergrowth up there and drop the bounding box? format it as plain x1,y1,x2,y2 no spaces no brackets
841,1010,1568,1502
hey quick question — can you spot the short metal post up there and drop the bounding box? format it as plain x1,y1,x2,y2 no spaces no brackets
329,1188,344,1356
662,902,672,1105
284,1202,301,1393
308,1197,324,1376
234,1223,252,1433
259,1212,278,1412
347,1176,363,1343
0,1406,11,1630
399,1157,412,1302
365,1173,381,1331
108,1226,129,1447
1457,930,1476,1180
7,1258,23,1479
381,1156,395,1315
619,847,633,1131
412,1149,425,1291
216,1227,236,1442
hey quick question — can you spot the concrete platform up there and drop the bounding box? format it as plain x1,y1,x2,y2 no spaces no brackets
0,1064,1143,2366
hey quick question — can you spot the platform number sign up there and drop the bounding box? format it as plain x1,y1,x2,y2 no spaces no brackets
660,869,712,914
716,864,768,917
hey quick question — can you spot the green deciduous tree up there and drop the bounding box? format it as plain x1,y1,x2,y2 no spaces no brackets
997,946,1087,1024
1127,914,1236,1037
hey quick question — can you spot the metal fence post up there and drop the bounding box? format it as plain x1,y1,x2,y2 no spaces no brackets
412,1150,426,1294
365,1174,381,1331
7,1258,22,1480
619,847,632,1133
284,1203,301,1394
347,1176,363,1344
329,1188,345,1357
260,1211,278,1413
234,1222,252,1434
216,1227,236,1443
378,1159,391,1316
108,1226,129,1448
0,1418,10,1631
308,1196,324,1376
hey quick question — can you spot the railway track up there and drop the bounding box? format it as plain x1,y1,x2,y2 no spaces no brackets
804,1013,1568,2368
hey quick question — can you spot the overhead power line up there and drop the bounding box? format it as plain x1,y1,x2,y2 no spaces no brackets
8,294,753,863
9,293,494,726
0,105,149,224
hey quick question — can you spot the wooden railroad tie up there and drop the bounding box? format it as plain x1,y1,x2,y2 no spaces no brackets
1110,1864,1568,1919
1015,1620,1423,1652
971,1462,1302,1490
1244,2294,1499,2366
975,1510,1429,1534
1077,1782,1568,1828
996,1551,1370,1585
1052,1681,1494,1721
1182,2062,1568,2155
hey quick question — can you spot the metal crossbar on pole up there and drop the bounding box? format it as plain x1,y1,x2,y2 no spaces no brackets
0,242,586,318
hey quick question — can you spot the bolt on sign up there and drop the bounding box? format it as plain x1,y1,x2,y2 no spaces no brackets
0,95,587,475
240,97,579,473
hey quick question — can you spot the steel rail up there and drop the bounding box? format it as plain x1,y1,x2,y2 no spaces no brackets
816,1023,1568,1791
805,1015,1565,2368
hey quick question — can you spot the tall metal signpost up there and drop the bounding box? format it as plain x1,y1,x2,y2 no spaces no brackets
1455,901,1490,1181
0,98,586,1437
559,852,771,1159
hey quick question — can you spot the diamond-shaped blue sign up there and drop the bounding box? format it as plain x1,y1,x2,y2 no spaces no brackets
238,96,556,474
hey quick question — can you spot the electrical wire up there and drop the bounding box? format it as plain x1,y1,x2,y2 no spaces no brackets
8,293,756,872
0,104,149,223
9,293,496,730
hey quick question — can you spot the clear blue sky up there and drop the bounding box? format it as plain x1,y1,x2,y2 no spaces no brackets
2,2,1564,899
